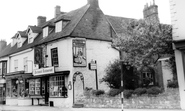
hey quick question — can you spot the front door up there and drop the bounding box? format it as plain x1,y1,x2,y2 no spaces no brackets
0,86,5,104
42,77,49,104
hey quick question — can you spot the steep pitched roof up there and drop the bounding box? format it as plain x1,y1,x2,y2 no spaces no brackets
18,31,27,38
29,26,42,33
71,4,112,41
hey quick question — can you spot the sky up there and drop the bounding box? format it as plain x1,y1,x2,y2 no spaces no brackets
0,0,171,44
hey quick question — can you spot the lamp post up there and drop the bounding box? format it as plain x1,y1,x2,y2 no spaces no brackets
120,60,131,111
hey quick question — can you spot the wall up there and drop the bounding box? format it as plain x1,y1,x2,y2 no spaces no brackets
170,0,185,40
72,39,119,92
9,49,34,73
46,38,73,71
169,0,185,109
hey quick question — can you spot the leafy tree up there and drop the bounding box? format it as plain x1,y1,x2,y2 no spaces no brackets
112,19,175,75
100,59,139,89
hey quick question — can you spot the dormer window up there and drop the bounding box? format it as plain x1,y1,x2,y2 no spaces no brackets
43,27,49,37
55,21,62,33
17,35,22,48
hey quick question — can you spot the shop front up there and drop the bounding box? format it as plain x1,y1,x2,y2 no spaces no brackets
31,66,70,107
0,79,6,104
5,71,32,106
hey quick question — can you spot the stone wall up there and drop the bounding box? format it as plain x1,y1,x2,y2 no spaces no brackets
78,88,180,109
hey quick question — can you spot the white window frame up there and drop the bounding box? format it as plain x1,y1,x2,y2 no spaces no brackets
55,21,62,33
24,57,28,72
14,60,18,72
43,27,49,37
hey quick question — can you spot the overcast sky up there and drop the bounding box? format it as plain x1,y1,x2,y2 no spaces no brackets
0,0,171,44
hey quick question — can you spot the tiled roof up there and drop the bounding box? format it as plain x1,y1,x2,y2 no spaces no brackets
29,26,42,33
18,31,27,38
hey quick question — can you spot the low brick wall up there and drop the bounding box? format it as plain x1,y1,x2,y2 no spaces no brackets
77,88,180,109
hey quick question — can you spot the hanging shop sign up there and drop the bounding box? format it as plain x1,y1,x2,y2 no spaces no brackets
33,66,54,76
73,39,86,67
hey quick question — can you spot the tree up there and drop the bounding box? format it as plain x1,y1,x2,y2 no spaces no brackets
112,19,174,70
100,59,139,89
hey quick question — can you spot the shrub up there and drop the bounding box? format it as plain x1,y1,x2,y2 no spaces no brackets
91,89,105,96
107,88,121,97
133,88,147,96
124,90,133,99
147,86,162,96
84,87,93,97
167,80,179,88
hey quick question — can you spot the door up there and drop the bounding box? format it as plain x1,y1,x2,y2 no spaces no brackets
42,77,49,104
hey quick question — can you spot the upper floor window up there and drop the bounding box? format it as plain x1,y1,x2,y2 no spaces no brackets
14,60,18,72
24,57,28,72
28,37,33,43
51,48,59,67
55,21,62,33
0,61,7,78
43,27,49,37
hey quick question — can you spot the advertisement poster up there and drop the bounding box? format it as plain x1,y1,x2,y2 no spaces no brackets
73,39,86,67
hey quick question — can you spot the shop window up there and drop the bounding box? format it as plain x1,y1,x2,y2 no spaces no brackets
49,76,67,97
11,79,18,97
29,78,41,95
19,79,29,98
6,80,11,97
51,48,59,67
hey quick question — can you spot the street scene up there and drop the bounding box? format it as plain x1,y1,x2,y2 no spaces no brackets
0,0,184,111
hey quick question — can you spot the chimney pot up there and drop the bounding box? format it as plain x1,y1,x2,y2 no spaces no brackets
37,16,46,26
55,5,61,18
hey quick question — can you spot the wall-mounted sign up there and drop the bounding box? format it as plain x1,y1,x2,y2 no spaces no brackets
33,66,54,76
89,60,97,70
73,39,86,67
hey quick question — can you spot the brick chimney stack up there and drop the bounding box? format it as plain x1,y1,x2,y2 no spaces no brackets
0,40,7,52
87,0,99,7
55,5,61,18
37,16,46,26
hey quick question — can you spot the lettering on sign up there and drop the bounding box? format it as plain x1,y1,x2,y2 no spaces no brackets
33,67,54,76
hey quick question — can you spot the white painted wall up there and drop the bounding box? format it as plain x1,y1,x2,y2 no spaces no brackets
46,38,73,71
72,39,119,92
9,49,35,73
170,0,185,40
169,0,185,109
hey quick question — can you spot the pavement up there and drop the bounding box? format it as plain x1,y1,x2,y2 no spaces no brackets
0,105,183,111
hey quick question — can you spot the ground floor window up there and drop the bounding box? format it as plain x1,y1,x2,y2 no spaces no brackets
49,76,67,97
6,78,29,98
11,79,18,97
29,78,41,95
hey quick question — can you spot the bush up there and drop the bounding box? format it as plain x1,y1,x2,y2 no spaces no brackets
133,88,147,96
84,87,93,97
107,88,121,97
167,80,179,88
124,90,133,99
91,89,105,96
147,86,162,96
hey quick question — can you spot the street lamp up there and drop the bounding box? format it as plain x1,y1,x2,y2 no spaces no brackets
120,60,131,111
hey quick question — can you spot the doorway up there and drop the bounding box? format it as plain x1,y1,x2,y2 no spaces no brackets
42,77,49,105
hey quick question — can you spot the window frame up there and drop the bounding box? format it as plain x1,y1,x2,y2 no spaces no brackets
55,21,62,33
23,57,28,72
49,75,67,98
14,60,18,72
51,48,59,67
